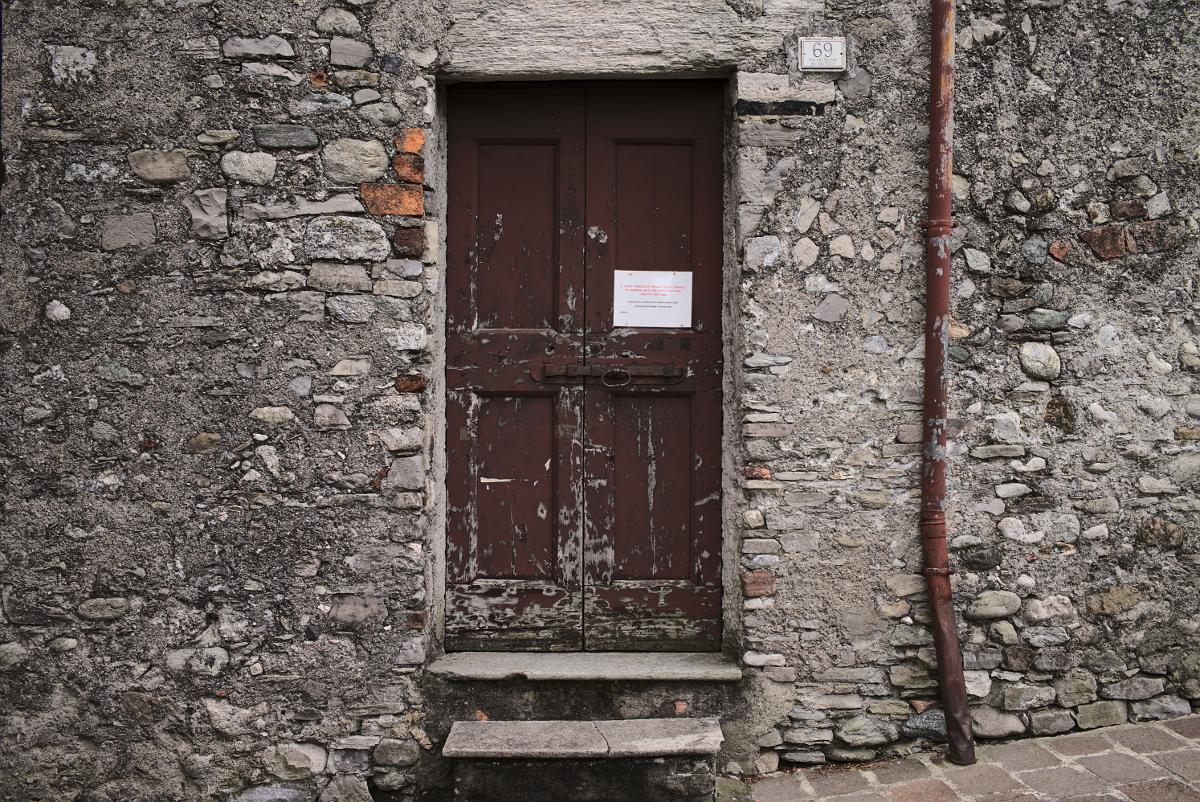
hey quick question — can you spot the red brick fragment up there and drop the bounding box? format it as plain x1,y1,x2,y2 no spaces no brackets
1055,238,1090,266
361,183,423,216
1048,241,1070,261
372,467,389,491
393,153,425,183
1110,199,1146,220
742,570,775,597
393,227,424,257
310,71,328,88
1079,226,1126,259
745,466,771,479
1128,221,1184,254
395,127,425,155
394,374,427,393
1125,229,1140,254
911,699,940,713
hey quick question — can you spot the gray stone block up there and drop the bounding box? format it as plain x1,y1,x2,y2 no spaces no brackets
305,216,390,262
330,36,373,67
1101,676,1166,700
101,214,156,250
427,651,740,682
327,595,387,627
128,149,191,184
386,454,425,490
1029,708,1075,735
253,124,319,149
183,188,228,239
1076,700,1127,729
220,151,276,185
971,707,1026,739
835,716,898,747
222,35,294,58
307,262,372,293
966,590,1021,619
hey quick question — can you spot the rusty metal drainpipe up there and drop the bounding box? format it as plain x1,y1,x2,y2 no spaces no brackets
921,0,977,766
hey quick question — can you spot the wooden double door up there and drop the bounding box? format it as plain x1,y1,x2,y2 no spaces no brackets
445,82,724,651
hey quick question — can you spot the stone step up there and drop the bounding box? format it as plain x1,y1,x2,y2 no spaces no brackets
423,657,745,777
443,717,724,759
444,718,724,802
428,651,742,682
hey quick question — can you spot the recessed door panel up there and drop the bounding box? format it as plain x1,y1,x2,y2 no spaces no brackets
612,395,691,581
476,144,558,329
615,144,693,273
475,395,555,578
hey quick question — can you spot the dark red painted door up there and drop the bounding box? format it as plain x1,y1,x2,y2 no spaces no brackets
446,82,723,651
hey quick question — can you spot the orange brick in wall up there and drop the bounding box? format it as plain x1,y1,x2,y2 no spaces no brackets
742,570,775,598
393,153,424,184
393,227,423,257
361,183,423,216
395,127,425,155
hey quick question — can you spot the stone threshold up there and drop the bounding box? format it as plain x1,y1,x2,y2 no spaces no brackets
443,717,724,759
428,651,743,682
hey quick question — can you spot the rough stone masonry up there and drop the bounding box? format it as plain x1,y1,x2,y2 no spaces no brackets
1,0,1198,799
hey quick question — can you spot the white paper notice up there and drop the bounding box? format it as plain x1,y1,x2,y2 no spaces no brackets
613,271,693,328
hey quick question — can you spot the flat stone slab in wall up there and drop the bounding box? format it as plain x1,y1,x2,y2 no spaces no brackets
429,651,742,681
430,0,823,76
444,718,723,758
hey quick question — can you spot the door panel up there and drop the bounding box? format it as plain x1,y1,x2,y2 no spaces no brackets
446,82,723,652
445,580,583,651
581,83,724,650
446,388,585,650
446,84,586,651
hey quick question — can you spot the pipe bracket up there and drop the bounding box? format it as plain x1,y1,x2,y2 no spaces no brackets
920,218,959,230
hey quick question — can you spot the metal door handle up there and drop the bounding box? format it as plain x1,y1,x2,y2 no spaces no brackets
601,368,631,387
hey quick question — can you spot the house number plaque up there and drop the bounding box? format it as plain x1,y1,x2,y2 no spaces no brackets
799,37,847,71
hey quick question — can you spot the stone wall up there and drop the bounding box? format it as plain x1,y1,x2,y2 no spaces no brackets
1,0,446,798
728,0,1200,775
1,0,1197,798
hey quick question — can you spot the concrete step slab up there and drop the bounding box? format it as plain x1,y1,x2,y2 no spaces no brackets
443,717,723,759
599,718,725,757
428,651,741,682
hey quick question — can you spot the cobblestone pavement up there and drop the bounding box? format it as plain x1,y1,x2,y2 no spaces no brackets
721,715,1200,802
